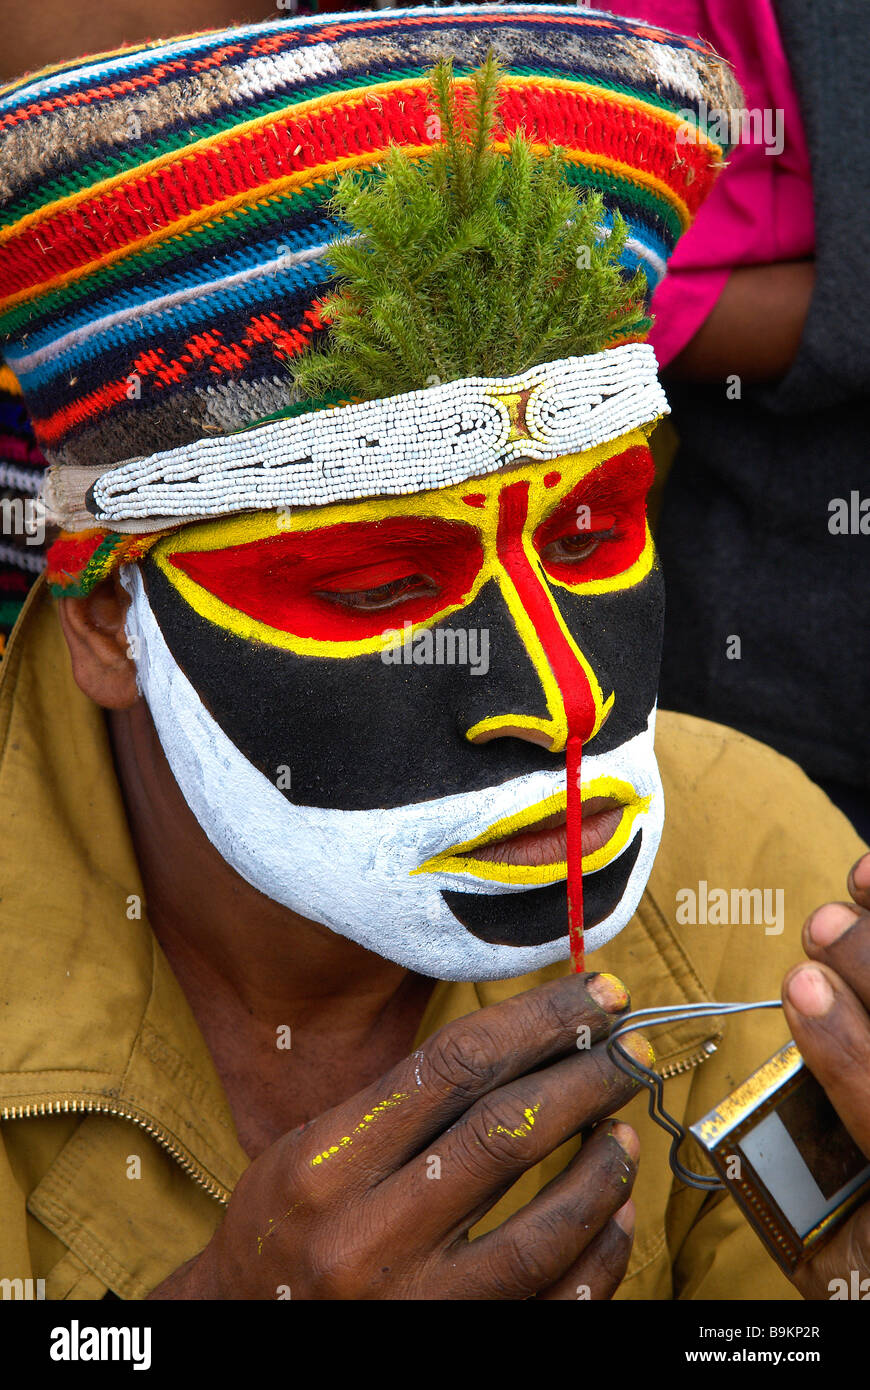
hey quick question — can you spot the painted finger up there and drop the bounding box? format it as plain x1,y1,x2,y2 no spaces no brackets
802,904,870,1013
377,1033,646,1243
446,1121,638,1299
535,1202,634,1300
783,963,870,1156
298,971,630,1191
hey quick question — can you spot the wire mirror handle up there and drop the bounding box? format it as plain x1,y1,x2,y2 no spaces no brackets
606,1001,783,1190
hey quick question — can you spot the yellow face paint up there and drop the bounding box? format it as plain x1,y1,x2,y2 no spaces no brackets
126,421,665,978
150,428,655,660
412,777,651,886
149,429,656,757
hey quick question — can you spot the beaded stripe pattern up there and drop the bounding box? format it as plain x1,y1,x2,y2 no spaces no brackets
85,343,667,523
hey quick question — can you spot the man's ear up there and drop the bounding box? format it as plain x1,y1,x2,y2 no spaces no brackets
56,572,140,709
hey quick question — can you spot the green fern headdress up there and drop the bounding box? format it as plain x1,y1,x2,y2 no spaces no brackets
288,53,648,407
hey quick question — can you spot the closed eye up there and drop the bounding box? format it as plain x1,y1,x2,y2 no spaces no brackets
164,513,482,644
539,527,617,565
314,573,440,610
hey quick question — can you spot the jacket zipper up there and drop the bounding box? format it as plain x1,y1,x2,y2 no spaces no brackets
1,1096,231,1204
659,1038,719,1080
1,1042,719,1205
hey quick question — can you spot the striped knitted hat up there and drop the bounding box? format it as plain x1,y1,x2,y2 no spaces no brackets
0,5,740,595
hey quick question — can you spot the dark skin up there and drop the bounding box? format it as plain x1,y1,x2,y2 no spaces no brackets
58,575,644,1299
667,260,815,383
110,677,438,1161
14,0,844,1303
62,581,438,1157
786,881,870,1301
57,576,870,1300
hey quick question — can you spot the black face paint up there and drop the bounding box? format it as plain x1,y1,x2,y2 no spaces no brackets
131,449,665,961
442,833,643,945
141,560,663,811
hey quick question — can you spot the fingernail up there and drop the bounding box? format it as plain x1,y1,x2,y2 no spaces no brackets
808,903,859,948
851,854,870,892
613,1199,635,1235
610,1121,640,1162
787,966,834,1018
586,972,630,1014
623,1031,656,1069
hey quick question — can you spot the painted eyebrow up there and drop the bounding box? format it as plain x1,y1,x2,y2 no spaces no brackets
168,513,479,555
536,450,654,519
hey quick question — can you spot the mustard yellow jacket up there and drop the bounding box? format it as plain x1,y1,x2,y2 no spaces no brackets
0,581,864,1300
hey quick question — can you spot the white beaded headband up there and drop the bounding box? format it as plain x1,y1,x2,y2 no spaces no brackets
44,343,668,532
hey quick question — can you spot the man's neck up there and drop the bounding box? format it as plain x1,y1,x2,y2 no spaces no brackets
107,700,435,1155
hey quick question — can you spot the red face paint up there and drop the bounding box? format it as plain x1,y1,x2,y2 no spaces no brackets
168,516,484,641
495,479,601,971
533,444,652,586
164,446,656,969
566,735,585,971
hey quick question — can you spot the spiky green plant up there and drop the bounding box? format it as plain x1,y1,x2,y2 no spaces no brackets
288,52,648,403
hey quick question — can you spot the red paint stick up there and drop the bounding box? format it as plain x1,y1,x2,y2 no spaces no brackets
566,733,584,972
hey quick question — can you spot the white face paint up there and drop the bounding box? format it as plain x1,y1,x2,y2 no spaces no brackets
122,565,664,981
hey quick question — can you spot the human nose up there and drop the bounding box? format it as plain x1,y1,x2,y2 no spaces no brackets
461,478,610,753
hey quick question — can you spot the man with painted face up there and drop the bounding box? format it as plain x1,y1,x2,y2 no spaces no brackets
1,7,869,1303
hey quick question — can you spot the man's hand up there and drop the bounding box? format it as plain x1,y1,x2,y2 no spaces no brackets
784,851,870,1299
151,972,646,1300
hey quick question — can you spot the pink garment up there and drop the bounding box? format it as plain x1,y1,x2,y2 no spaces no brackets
609,0,815,366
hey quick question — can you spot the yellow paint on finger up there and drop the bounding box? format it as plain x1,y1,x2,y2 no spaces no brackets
487,1103,540,1140
309,1092,408,1167
257,1201,302,1254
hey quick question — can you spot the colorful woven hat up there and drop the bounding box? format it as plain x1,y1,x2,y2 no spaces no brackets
0,5,740,595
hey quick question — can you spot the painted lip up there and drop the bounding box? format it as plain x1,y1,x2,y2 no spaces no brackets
412,778,652,886
471,798,621,868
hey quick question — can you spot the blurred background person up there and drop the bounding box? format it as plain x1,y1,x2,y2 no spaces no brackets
610,0,870,841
